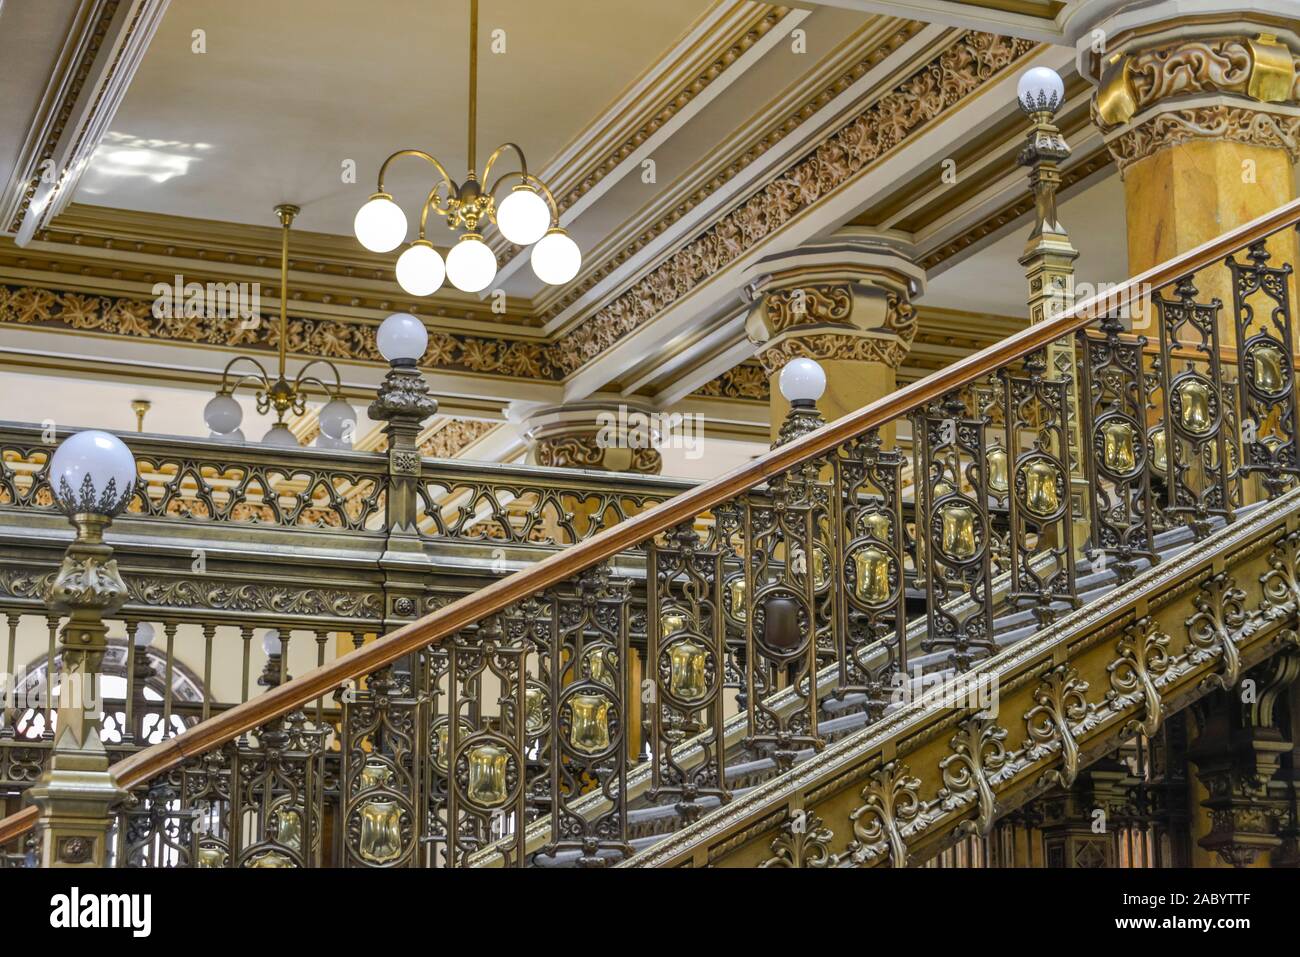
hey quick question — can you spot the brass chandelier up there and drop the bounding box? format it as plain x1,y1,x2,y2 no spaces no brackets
352,0,580,294
203,204,355,448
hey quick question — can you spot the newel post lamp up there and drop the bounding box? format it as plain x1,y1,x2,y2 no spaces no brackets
370,312,438,539
29,430,135,866
774,357,827,448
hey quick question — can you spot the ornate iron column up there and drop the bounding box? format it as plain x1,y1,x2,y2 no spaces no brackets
1016,67,1089,556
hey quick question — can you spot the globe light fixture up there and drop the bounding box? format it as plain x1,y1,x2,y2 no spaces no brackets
357,0,580,296
774,358,827,448
395,240,445,296
353,193,408,252
376,312,429,365
778,357,827,406
446,234,497,292
49,429,138,518
204,205,353,447
261,629,282,657
530,228,582,286
1017,66,1065,116
203,393,243,435
262,423,300,447
319,397,359,441
495,185,550,245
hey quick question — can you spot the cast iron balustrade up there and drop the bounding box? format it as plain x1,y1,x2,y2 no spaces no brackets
1,200,1298,866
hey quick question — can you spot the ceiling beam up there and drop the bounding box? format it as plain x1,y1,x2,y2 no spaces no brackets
789,0,1071,43
1,0,171,246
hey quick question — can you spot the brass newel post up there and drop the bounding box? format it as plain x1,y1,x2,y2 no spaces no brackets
1016,67,1088,556
29,430,136,866
370,313,439,631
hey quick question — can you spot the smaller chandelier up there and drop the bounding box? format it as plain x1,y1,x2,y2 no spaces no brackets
353,0,580,295
203,204,355,447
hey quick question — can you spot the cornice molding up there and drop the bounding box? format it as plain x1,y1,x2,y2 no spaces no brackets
691,305,1028,402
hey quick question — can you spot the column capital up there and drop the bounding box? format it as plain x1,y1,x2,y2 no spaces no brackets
1072,7,1300,173
742,231,926,377
524,399,663,474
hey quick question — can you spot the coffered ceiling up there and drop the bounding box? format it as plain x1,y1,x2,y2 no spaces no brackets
0,0,1132,467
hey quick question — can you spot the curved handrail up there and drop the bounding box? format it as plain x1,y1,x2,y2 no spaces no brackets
4,196,1299,846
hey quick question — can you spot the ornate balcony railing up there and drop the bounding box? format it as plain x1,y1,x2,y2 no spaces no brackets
0,427,693,806
2,198,1298,866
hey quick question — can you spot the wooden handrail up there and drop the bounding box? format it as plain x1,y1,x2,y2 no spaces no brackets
5,196,1300,844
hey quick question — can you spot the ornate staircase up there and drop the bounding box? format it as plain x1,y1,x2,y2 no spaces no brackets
3,198,1300,868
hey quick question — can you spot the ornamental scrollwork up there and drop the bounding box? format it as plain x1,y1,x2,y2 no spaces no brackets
844,760,921,867
1106,617,1171,737
758,808,834,868
1024,665,1089,790
938,714,1008,837
1186,571,1247,689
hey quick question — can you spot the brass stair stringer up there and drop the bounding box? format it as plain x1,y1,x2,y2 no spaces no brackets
622,487,1300,868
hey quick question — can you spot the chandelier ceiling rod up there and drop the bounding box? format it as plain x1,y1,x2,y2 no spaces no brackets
353,0,583,293
467,0,477,180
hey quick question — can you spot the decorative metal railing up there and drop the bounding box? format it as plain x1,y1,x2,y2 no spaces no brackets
0,425,690,542
2,199,1298,866
0,427,692,806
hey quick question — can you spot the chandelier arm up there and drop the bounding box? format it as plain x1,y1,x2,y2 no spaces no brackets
293,359,344,397
376,149,457,197
218,356,273,394
480,142,530,189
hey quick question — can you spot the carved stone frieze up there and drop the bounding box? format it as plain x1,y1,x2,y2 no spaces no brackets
418,419,498,459
755,332,911,376
533,434,662,475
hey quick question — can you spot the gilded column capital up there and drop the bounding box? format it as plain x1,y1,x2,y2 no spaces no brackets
1075,12,1300,172
743,232,925,376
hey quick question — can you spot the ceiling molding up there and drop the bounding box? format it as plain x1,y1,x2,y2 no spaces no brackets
1,0,170,245
491,3,803,278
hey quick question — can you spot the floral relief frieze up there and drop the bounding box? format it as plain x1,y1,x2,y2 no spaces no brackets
0,283,565,381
